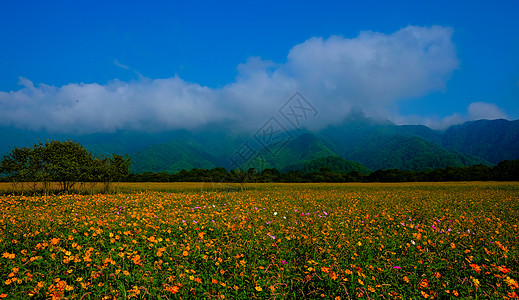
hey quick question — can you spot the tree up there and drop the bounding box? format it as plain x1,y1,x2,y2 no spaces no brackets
0,146,32,189
90,154,131,192
0,140,132,194
493,159,519,181
44,140,93,192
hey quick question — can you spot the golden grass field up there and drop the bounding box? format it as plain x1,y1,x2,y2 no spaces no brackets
1,182,518,299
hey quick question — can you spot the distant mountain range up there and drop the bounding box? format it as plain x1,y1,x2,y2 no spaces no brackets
1,117,518,173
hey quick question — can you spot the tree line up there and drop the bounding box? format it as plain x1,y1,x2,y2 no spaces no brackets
128,160,519,183
0,140,130,193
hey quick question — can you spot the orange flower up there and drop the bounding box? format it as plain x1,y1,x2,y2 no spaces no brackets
50,238,60,245
165,285,179,294
321,266,330,273
419,279,429,289
330,272,338,280
182,250,189,256
0,294,7,299
498,266,510,273
469,264,481,273
132,255,143,266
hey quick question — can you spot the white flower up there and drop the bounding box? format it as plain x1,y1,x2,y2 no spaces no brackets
411,240,415,245
274,212,278,216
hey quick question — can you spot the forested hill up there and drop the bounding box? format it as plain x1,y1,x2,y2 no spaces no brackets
1,117,518,173
442,119,519,163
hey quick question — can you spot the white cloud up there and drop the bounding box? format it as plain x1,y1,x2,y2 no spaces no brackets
467,101,508,120
0,25,460,133
285,25,459,128
395,101,508,130
114,59,130,70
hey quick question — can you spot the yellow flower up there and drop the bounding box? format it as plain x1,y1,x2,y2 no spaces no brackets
471,276,480,288
255,286,263,292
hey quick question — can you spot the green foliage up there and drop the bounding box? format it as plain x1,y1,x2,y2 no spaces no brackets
0,140,131,194
44,140,93,192
341,135,489,171
283,155,371,174
130,139,217,173
127,158,519,183
442,119,519,163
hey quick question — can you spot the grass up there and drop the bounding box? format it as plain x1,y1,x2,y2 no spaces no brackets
0,182,518,299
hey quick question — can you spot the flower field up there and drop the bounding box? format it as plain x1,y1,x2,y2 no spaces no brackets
1,182,518,299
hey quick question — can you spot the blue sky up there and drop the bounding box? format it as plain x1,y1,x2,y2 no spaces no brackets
0,0,518,133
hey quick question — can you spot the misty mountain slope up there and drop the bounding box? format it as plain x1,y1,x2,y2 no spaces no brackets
441,119,519,164
283,155,371,174
247,133,340,171
0,125,191,157
316,115,398,155
2,117,518,174
394,124,443,145
130,138,218,173
343,134,489,171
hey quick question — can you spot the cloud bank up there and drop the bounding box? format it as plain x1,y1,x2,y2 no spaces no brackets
0,25,487,134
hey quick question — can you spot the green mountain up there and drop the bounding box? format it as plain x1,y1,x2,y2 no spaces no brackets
343,134,488,171
1,117,518,174
130,138,217,173
317,116,495,171
129,130,249,173
246,133,341,171
284,155,371,174
441,119,519,164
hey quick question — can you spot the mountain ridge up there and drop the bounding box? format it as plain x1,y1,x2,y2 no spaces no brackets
1,117,518,173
